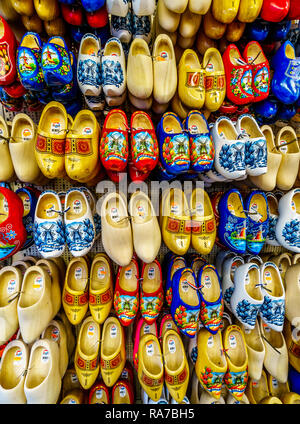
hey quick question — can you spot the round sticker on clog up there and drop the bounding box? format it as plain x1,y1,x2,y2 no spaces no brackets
228,203,234,212
279,139,288,153
229,334,237,348
7,279,16,295
168,338,176,354
87,325,95,338
137,205,145,219
171,203,179,214
50,120,61,135
73,199,82,214
125,267,132,279
119,385,126,398
166,322,173,330
110,324,117,338
71,373,78,383
22,128,32,141
33,276,43,291
189,125,198,134
244,327,251,334
207,63,214,71
110,207,119,222
181,279,189,292
264,270,272,283
143,324,151,334
159,51,168,61
41,348,49,363
75,267,82,280
68,399,77,404
148,267,155,280
146,341,154,356
204,275,211,289
121,369,128,379
51,327,60,342
14,349,23,363
46,203,55,217
207,335,214,347
96,389,103,400
83,127,92,135
23,194,31,214
97,266,106,280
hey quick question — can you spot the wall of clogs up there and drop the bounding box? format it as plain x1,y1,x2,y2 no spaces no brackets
0,0,299,406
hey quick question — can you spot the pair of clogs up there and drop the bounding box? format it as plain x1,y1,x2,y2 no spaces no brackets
212,0,264,23
34,188,96,258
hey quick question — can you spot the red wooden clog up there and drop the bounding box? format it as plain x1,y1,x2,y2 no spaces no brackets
0,187,27,261
0,17,17,86
61,4,83,26
112,379,134,404
3,78,27,98
86,6,108,28
261,0,290,22
288,0,300,19
223,44,254,106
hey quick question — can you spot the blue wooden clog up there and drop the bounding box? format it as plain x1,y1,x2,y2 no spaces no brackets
157,112,190,176
41,36,73,87
81,0,105,12
246,19,270,42
17,32,46,91
170,267,200,338
16,187,38,250
269,20,291,41
52,52,78,103
245,190,269,255
218,188,247,254
271,41,300,105
277,102,297,120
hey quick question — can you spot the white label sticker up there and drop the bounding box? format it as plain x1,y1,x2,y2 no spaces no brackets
181,279,189,293
137,205,145,219
143,325,151,334
110,324,117,338
51,327,60,342
125,268,132,280
146,342,154,356
263,324,271,333
22,128,32,141
87,325,95,338
71,373,78,383
229,335,237,348
279,139,288,154
119,386,126,398
168,338,176,354
148,267,155,280
166,322,172,330
110,207,119,222
7,279,16,295
171,204,179,214
3,199,8,213
23,195,31,212
196,202,204,214
75,267,82,280
14,349,23,363
264,270,272,282
204,275,211,289
46,203,55,217
50,120,61,134
41,348,49,363
245,274,250,285
73,199,82,214
96,389,103,399
207,335,214,347
33,276,43,291
97,266,106,280
83,127,92,135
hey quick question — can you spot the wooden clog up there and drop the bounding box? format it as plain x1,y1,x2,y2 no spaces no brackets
203,10,227,40
44,18,66,37
178,8,202,38
226,21,246,42
212,0,240,23
189,0,212,14
157,0,180,33
34,0,60,21
21,14,43,33
237,0,263,22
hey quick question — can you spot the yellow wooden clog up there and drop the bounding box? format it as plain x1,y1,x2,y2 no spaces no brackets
62,368,81,399
10,0,34,16
127,38,153,100
267,374,289,399
189,0,212,14
60,389,84,404
164,0,188,13
178,49,205,109
21,14,43,34
225,21,246,42
35,101,67,179
276,126,300,191
33,0,59,21
65,109,100,183
163,329,189,403
62,257,89,326
223,324,248,401
246,370,270,404
212,0,240,23
36,258,61,319
178,8,202,38
270,252,291,284
237,0,263,22
57,310,76,358
203,48,226,112
195,328,227,399
100,316,126,387
281,392,300,404
177,34,196,50
89,253,113,324
0,116,14,182
190,188,216,255
10,113,42,184
138,333,164,402
154,15,177,46
75,316,100,390
161,188,191,256
203,9,227,40
0,0,19,21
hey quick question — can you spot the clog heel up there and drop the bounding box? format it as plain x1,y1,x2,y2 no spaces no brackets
65,110,100,182
34,0,59,22
9,113,41,184
276,126,300,191
212,0,240,23
0,115,14,181
10,0,34,16
178,49,205,109
203,48,226,112
41,36,73,87
237,0,263,22
35,101,67,179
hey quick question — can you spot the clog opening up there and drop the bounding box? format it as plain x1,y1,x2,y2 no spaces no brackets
104,40,121,57
192,257,206,277
226,329,246,366
239,116,261,138
191,189,213,217
204,49,222,73
171,258,186,279
37,194,60,219
79,319,100,357
90,257,110,291
218,119,237,140
65,191,87,220
285,44,295,60
163,333,183,372
262,265,283,297
25,345,50,389
249,256,263,266
131,39,149,56
179,270,199,306
105,196,128,228
229,46,242,64
292,192,300,214
246,43,266,65
68,260,88,291
230,258,244,281
142,337,163,375
200,267,220,303
227,192,246,218
81,37,98,56
249,193,268,222
155,38,173,59
22,33,40,49
113,384,130,404
262,126,277,153
262,323,284,349
11,116,34,143
102,320,121,357
90,386,108,404
0,345,25,389
49,37,66,48
276,128,300,154
105,112,127,131
18,270,44,308
0,269,18,306
0,193,8,224
163,115,182,133
130,193,152,224
119,260,138,292
183,50,201,69
206,332,226,367
132,113,152,130
72,112,95,137
187,113,209,134
143,262,161,294
12,260,29,275
39,105,66,136
244,322,264,352
267,194,278,215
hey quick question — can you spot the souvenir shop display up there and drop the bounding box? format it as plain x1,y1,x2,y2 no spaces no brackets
0,0,299,407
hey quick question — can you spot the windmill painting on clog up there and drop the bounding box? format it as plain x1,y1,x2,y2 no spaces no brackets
41,36,73,87
245,190,269,255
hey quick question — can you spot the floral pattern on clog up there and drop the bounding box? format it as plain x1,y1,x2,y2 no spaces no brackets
17,47,45,91
190,133,214,173
222,215,246,254
42,42,72,86
260,297,285,329
200,301,224,334
282,219,300,250
114,291,139,325
199,366,225,398
140,292,163,324
173,305,199,338
218,141,245,175
266,214,279,245
162,134,190,175
235,299,261,327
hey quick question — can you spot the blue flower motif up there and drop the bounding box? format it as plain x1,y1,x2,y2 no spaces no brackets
5,230,16,241
282,219,300,248
102,59,124,88
236,299,260,326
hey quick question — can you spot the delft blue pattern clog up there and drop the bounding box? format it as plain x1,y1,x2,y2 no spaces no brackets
185,111,214,173
16,187,38,250
77,34,102,97
245,191,269,255
17,32,46,91
52,52,79,103
34,190,66,258
41,36,73,87
218,189,247,254
271,41,300,105
170,267,200,338
132,15,152,43
157,112,190,176
165,255,187,307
